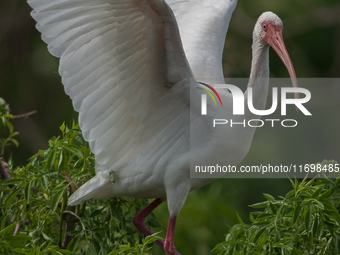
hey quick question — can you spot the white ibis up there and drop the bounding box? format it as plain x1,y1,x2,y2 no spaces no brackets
28,0,298,253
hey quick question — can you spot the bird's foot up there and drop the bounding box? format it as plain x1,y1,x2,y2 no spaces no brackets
164,240,181,255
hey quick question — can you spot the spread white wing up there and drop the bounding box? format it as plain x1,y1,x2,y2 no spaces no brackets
166,0,238,82
28,0,194,174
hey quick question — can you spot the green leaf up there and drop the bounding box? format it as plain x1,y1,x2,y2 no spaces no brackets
305,208,311,236
319,185,339,200
46,148,57,170
143,231,163,244
4,178,24,185
12,248,29,254
5,235,30,242
93,238,101,253
321,198,338,212
66,237,78,252
57,143,83,159
109,217,116,234
42,175,49,189
288,178,295,190
0,97,10,112
312,185,325,198
74,158,84,169
9,131,19,138
269,202,277,214
249,213,255,223
3,237,26,248
51,188,65,213
24,181,31,204
302,198,324,210
115,206,124,221
291,247,303,255
285,189,295,198
5,188,20,210
288,197,302,202
263,193,275,201
0,223,16,236
58,250,74,255
90,207,105,218
5,119,14,133
293,203,302,224
0,213,7,230
57,150,66,174
253,226,266,243
249,201,269,208
60,122,66,133
42,232,52,241
92,227,108,232
294,178,299,192
8,138,19,147
236,213,244,224
312,214,319,236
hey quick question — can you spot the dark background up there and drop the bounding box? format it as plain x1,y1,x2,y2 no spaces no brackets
1,0,339,254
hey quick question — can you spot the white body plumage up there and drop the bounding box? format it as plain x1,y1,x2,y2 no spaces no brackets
29,0,297,253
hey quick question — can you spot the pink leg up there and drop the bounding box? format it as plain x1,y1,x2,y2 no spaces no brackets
133,199,181,255
164,216,180,255
133,198,165,249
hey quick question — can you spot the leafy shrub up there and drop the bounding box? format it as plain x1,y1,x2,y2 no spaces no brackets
213,162,340,255
0,98,161,254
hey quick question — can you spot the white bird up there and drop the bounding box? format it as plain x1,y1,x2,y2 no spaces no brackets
28,0,297,254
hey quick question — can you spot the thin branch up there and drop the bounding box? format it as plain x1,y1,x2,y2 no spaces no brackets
14,222,21,236
61,172,77,195
60,172,79,249
12,110,37,119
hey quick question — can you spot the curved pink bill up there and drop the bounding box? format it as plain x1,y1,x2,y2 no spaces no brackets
264,25,299,100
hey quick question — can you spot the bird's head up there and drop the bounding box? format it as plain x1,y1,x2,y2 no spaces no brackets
255,12,283,42
254,11,298,98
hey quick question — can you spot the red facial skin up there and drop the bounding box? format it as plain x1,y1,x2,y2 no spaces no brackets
261,21,299,99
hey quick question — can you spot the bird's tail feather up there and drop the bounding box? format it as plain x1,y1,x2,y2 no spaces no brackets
68,173,114,206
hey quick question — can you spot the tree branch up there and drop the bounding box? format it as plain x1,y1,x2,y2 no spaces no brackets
12,110,37,119
60,172,79,249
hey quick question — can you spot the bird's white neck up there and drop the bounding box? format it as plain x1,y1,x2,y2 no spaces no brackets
249,39,270,79
245,38,270,115
228,37,271,150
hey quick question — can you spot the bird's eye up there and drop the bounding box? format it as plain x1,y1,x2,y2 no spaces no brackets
262,24,267,30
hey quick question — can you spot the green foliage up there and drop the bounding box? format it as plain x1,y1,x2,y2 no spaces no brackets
0,97,19,156
0,102,162,255
108,233,162,255
213,163,340,255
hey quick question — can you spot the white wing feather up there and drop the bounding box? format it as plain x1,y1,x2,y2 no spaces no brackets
166,0,238,82
28,0,238,206
28,0,193,176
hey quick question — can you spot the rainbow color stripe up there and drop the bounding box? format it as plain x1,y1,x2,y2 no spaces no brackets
197,82,223,106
